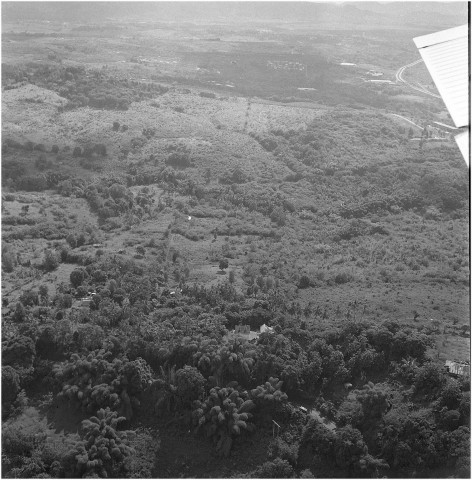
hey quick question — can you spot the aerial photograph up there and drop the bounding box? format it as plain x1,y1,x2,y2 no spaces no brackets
1,1,470,478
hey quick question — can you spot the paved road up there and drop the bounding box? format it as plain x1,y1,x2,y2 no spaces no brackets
396,59,442,99
389,113,423,129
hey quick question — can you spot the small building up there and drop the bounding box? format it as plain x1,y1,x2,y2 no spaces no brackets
445,360,470,378
260,324,274,334
235,324,250,335
78,296,94,307
227,324,260,341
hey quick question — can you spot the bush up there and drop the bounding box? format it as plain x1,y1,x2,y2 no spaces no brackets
35,154,48,171
43,248,60,271
19,289,39,307
2,248,18,272
270,206,287,226
12,302,27,322
334,272,353,285
298,275,311,289
219,259,229,271
166,151,191,168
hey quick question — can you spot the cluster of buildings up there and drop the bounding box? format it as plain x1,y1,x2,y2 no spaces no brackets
267,60,305,72
366,70,383,77
225,323,275,341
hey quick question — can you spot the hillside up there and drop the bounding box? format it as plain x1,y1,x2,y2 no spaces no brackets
1,6,470,480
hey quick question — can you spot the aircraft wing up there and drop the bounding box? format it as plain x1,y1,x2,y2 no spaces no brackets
414,24,469,165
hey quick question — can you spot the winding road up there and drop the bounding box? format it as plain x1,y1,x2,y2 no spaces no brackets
389,113,423,129
395,59,442,99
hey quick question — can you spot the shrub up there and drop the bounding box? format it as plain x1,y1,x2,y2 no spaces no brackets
66,233,77,248
219,259,229,271
270,206,287,226
43,248,60,271
334,272,353,285
298,275,311,289
19,289,39,307
166,151,191,168
2,248,18,272
12,302,27,322
35,154,48,171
